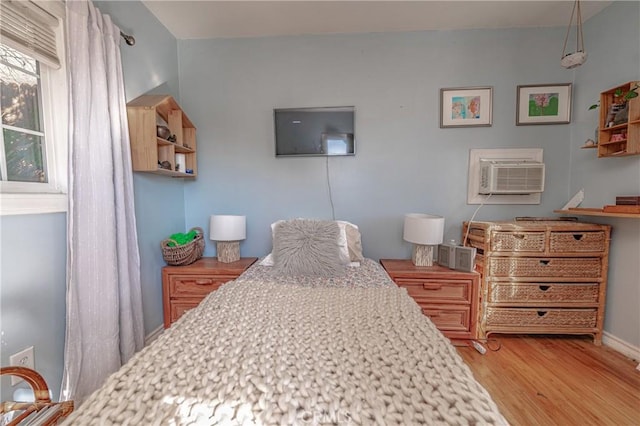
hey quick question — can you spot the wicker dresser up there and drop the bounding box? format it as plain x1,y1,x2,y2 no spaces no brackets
462,219,611,345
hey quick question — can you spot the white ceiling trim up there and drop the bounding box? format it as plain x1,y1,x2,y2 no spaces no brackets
140,1,612,40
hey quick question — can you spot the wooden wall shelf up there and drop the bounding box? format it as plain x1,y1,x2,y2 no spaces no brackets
554,208,640,219
596,81,639,158
127,95,197,177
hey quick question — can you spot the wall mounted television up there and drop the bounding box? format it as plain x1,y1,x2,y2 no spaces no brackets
274,106,355,157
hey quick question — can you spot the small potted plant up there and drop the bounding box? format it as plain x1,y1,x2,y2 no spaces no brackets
589,84,638,110
590,84,638,128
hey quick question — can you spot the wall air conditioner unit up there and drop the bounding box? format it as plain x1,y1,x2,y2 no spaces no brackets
479,160,545,194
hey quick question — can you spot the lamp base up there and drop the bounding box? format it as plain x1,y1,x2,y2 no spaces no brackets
216,241,240,263
412,244,435,267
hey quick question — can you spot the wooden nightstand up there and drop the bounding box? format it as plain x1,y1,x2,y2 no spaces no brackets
162,257,257,328
380,259,480,341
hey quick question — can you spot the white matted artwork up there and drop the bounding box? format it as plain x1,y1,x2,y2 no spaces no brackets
516,83,572,125
440,86,493,128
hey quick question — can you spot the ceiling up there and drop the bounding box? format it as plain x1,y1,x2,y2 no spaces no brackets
141,0,612,40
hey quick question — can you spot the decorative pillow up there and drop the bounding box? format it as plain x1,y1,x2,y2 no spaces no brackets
265,219,350,261
272,219,347,277
261,219,364,266
260,253,361,267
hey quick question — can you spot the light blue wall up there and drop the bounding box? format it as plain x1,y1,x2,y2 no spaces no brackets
0,214,67,401
179,28,574,259
569,3,640,347
180,2,639,347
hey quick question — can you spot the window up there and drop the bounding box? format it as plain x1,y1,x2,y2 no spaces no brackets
1,44,47,184
0,1,67,215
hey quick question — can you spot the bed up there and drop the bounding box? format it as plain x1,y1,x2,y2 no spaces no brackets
64,219,507,425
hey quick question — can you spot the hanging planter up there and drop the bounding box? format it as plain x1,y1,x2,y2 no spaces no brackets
561,0,587,69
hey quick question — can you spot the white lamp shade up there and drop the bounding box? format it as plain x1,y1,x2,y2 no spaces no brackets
209,215,246,241
403,213,444,245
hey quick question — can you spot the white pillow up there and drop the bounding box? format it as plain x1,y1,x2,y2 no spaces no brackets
336,220,364,262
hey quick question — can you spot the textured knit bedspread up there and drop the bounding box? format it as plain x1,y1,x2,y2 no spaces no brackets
65,260,507,425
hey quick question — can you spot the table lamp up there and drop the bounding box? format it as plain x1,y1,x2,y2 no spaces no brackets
403,213,445,266
209,215,246,263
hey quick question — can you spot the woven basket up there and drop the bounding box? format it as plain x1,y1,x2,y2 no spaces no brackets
161,227,205,266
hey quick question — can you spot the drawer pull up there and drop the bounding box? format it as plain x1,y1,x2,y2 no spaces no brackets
537,311,548,317
194,279,214,285
514,233,526,239
423,284,443,291
538,285,550,291
539,260,550,266
572,234,584,241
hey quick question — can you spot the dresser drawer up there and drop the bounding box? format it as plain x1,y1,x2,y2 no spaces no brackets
169,274,237,297
488,257,601,278
421,304,471,332
485,307,597,328
490,231,546,252
549,231,607,253
170,301,200,323
488,282,599,304
162,257,258,328
396,278,472,304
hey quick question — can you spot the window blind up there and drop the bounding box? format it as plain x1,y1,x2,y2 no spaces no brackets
0,0,61,69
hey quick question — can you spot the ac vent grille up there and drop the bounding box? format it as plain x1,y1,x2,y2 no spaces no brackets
479,160,545,194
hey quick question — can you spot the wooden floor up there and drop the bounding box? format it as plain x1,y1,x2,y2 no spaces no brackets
457,335,640,426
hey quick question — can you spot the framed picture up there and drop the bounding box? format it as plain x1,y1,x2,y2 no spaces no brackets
516,83,572,125
440,86,493,128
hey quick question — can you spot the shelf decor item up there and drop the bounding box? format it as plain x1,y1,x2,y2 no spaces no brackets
210,215,246,263
440,86,493,128
516,83,572,125
560,0,587,69
160,227,205,266
403,213,445,266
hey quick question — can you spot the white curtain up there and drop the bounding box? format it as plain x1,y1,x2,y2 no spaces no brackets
61,0,144,404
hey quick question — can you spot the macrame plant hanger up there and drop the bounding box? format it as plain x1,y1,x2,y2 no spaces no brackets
561,0,587,69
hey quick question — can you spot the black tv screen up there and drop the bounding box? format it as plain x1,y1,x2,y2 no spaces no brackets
274,106,355,157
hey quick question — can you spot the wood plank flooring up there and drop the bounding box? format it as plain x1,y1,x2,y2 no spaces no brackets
456,335,640,426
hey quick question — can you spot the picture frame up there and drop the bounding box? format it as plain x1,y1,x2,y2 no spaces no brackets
440,86,493,128
516,83,572,125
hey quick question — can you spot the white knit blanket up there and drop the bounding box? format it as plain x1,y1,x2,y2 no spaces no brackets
65,261,507,425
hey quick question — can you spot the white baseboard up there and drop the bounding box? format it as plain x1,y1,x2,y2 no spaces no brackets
602,331,640,363
144,325,164,346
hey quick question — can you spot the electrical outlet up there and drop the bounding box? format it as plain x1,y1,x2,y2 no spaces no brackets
9,346,35,385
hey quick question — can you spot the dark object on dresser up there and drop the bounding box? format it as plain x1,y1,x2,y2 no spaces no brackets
615,195,640,206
